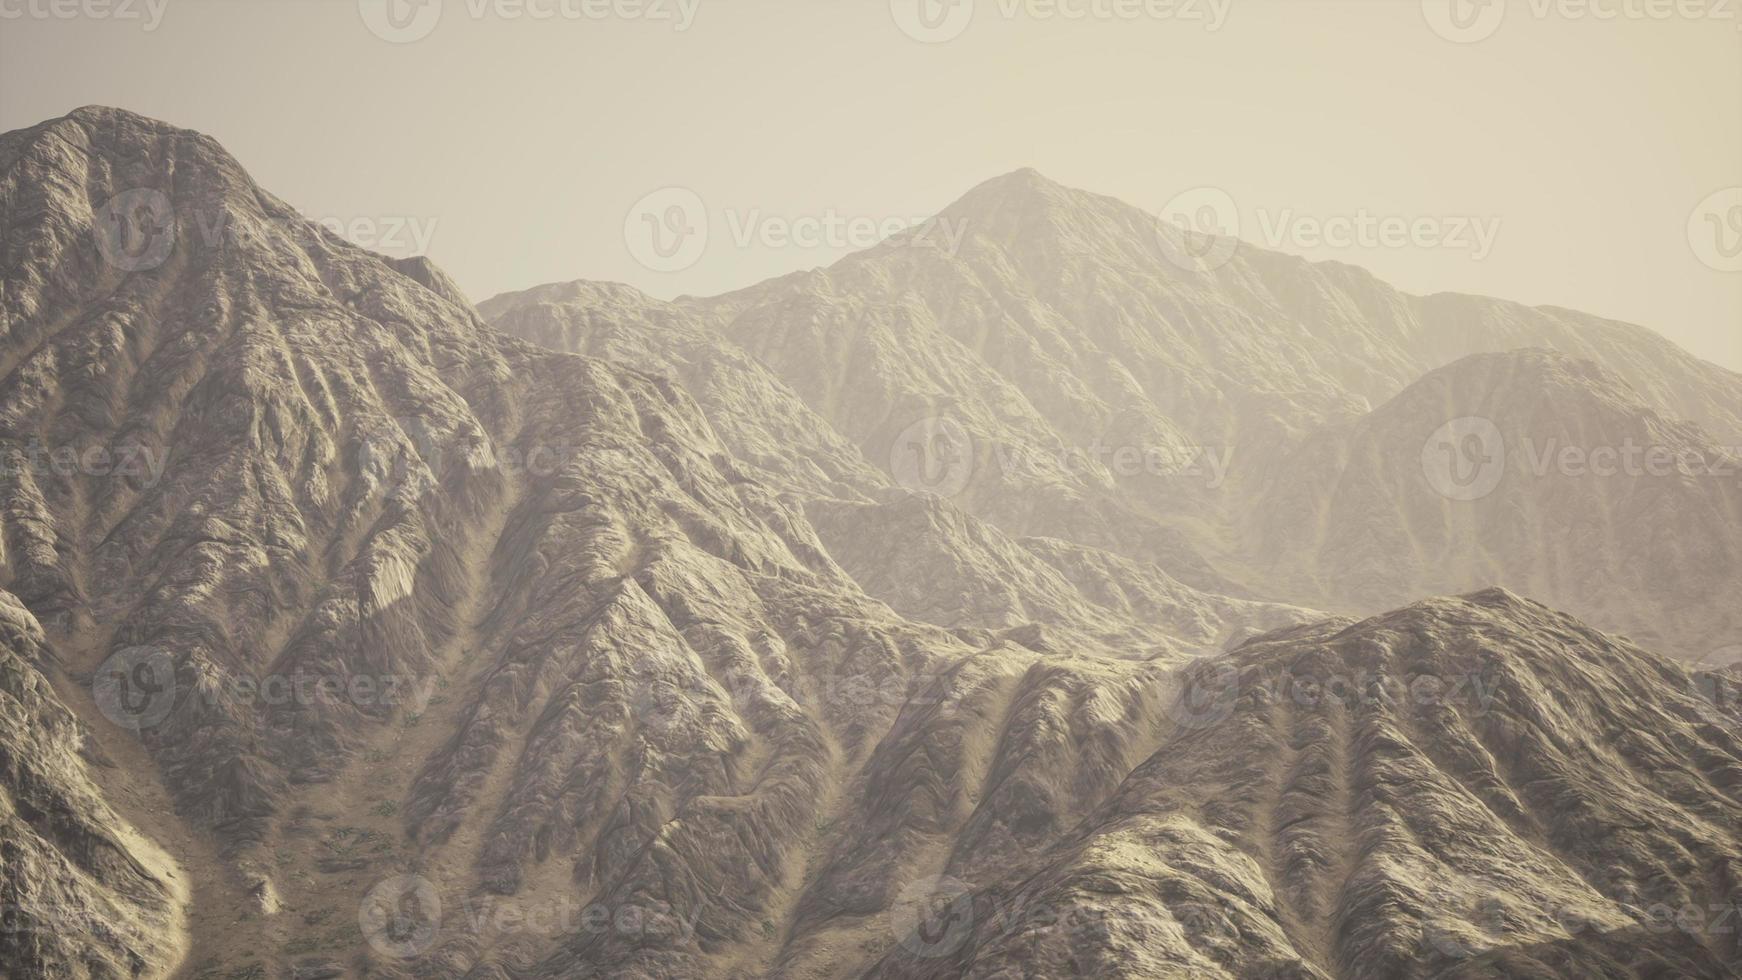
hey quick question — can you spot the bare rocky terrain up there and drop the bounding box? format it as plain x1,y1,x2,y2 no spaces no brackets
1247,349,1742,657
485,169,1742,659
0,108,1737,979
862,589,1742,979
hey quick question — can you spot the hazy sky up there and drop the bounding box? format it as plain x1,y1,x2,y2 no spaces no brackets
3,0,1738,369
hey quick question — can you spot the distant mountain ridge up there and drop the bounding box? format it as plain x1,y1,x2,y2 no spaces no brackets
485,168,1741,659
1247,348,1742,657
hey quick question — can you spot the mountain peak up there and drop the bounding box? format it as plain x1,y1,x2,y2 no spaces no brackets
977,165,1058,190
40,104,215,150
63,103,164,126
915,166,1184,275
939,166,1081,221
3,104,259,207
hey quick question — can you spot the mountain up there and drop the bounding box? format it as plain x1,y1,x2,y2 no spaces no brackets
1,108,1738,980
478,277,1301,651
859,589,1742,979
486,169,1742,660
0,107,1298,980
478,280,886,501
803,492,1315,657
1246,349,1742,658
0,105,955,977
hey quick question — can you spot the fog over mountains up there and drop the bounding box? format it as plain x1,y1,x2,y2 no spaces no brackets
1,107,1738,980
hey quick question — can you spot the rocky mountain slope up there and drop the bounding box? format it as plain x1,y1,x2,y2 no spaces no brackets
1246,349,1742,658
0,108,1737,980
0,589,185,978
478,277,1302,650
0,107,1292,979
861,590,1742,979
486,170,1742,660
